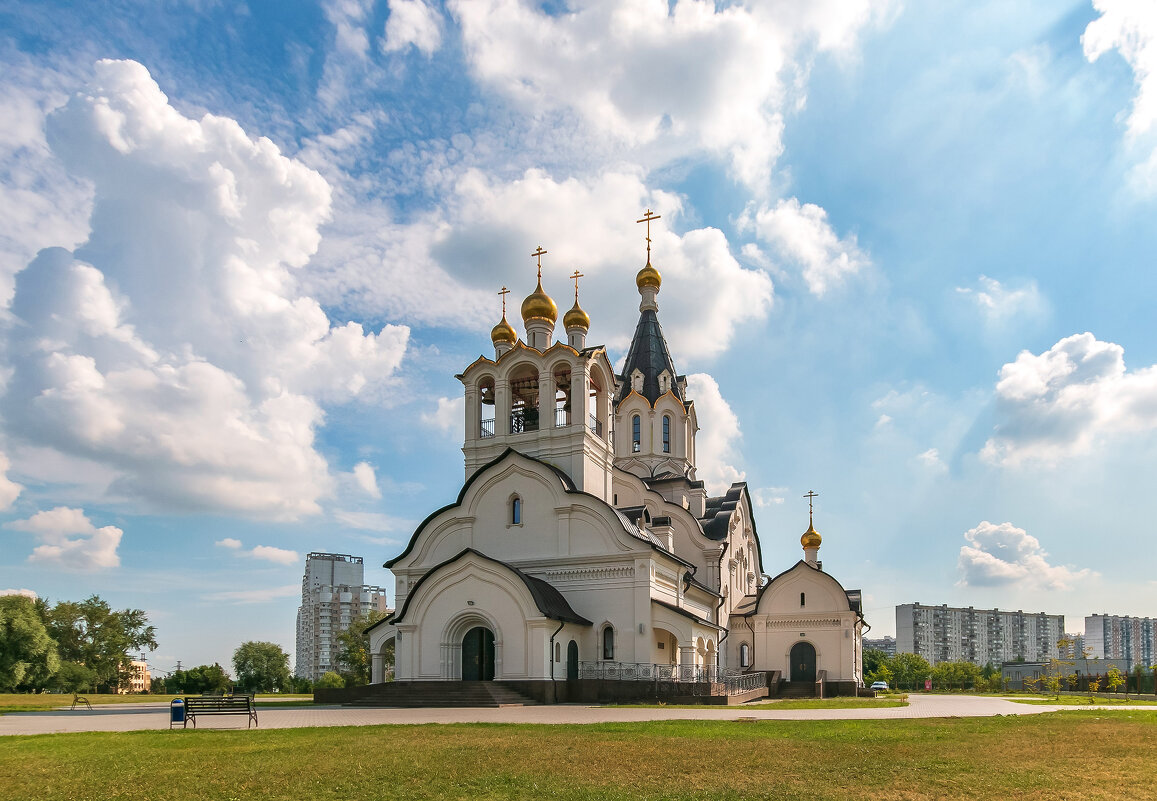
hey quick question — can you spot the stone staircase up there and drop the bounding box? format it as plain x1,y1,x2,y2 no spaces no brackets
344,681,538,708
775,681,816,699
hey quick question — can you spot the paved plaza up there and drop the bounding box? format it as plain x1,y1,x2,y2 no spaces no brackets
2,695,1151,736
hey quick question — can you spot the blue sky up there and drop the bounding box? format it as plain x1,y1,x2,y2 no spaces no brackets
2,0,1155,675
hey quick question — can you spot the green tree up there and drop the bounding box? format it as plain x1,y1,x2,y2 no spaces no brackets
0,594,60,691
887,653,933,689
168,663,231,694
46,596,157,691
862,648,889,680
316,671,345,689
1106,665,1126,699
232,641,291,693
335,610,387,686
929,660,981,691
48,661,98,693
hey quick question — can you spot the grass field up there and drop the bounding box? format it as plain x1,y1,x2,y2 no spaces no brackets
1,712,1154,800
1011,695,1157,706
0,694,312,714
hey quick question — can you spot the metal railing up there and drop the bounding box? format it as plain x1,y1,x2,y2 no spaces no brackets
510,408,539,433
577,661,766,695
589,414,603,437
480,418,495,438
555,408,570,427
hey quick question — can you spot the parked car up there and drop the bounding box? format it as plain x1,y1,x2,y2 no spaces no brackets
870,680,889,691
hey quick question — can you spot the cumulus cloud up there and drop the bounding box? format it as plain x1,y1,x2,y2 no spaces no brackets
383,0,442,55
448,0,885,188
1083,2,1157,191
215,538,243,549
956,275,1045,328
685,373,744,494
981,333,1157,466
740,197,869,296
5,506,121,571
352,461,381,498
335,509,413,533
2,60,409,520
957,520,1092,591
308,167,772,360
751,487,788,508
250,545,300,565
916,447,946,472
0,588,38,599
0,451,22,510
421,396,463,434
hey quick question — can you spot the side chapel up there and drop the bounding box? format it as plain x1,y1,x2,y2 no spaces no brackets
368,216,866,701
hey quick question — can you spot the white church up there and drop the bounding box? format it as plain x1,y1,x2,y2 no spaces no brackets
366,223,866,703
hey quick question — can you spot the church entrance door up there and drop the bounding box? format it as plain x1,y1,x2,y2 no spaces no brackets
462,627,495,681
566,640,579,680
789,641,816,683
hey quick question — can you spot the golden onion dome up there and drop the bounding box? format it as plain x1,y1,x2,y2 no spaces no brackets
521,278,558,324
801,523,822,549
563,298,590,330
491,314,517,346
636,261,662,290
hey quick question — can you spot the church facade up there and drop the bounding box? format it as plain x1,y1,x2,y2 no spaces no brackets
368,229,865,699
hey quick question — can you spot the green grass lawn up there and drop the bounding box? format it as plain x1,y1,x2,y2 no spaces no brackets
0,694,313,714
1011,695,1157,706
1,713,1153,800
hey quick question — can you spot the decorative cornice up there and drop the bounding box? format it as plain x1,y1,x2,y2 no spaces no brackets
539,565,635,582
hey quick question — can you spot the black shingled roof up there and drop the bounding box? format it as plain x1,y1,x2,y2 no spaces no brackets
615,309,681,406
700,483,745,540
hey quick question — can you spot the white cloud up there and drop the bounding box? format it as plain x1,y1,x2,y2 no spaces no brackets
352,461,381,498
335,509,414,533
685,373,744,495
0,588,38,599
3,60,409,520
249,545,300,565
421,396,463,434
5,506,121,571
981,333,1157,466
751,487,788,508
202,583,300,604
916,447,946,472
448,0,885,189
1083,2,1157,190
0,451,22,510
383,0,443,55
957,520,1093,591
325,0,374,58
956,275,1045,328
740,197,869,296
215,538,243,549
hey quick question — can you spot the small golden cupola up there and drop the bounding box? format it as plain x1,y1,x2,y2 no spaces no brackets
491,286,517,358
801,490,822,566
636,209,662,312
521,246,557,350
563,269,590,349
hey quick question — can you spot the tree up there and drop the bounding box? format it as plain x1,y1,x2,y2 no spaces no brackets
335,610,387,686
888,653,932,689
167,664,231,694
0,594,60,691
930,661,981,691
1106,665,1127,699
232,641,291,693
46,596,157,691
862,648,889,680
49,661,98,693
316,671,345,689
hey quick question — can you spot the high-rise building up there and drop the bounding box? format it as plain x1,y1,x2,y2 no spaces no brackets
1085,614,1156,669
863,636,896,656
896,603,1064,666
295,552,390,681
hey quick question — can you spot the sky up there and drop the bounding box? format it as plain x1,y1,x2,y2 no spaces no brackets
1,0,1155,675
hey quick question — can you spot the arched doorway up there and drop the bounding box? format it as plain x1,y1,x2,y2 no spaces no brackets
790,641,816,683
462,627,495,681
566,640,579,680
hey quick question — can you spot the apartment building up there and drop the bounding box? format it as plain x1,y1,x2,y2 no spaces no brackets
896,603,1064,666
1085,614,1156,669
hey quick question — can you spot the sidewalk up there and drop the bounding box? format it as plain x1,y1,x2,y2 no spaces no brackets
6,694,1135,736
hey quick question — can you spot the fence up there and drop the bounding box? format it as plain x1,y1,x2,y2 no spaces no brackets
577,661,765,695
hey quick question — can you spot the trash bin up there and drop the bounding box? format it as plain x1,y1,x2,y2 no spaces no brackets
169,698,185,729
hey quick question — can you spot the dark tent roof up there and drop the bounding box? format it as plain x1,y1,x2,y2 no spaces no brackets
615,309,682,406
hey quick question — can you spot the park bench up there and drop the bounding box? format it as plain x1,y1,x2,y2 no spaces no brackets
181,694,258,729
71,693,92,711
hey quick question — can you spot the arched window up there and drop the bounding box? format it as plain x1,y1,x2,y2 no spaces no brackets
602,625,615,660
662,415,671,453
740,643,750,668
800,592,805,607
554,642,561,663
632,416,641,452
511,496,522,525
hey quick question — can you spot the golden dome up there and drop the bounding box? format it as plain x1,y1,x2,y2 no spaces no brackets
636,261,662,290
801,523,822,549
491,314,517,346
563,298,590,330
521,278,558,324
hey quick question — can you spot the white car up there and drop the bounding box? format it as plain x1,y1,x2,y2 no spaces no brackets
870,680,889,691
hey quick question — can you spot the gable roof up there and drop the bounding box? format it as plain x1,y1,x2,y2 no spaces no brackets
614,308,682,407
389,548,592,626
744,559,864,620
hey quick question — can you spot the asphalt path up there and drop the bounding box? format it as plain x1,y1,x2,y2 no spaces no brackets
2,695,1153,736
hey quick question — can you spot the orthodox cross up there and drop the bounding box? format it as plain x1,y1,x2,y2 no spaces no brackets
531,246,548,280
636,209,661,262
498,286,510,316
570,269,584,300
803,490,819,525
